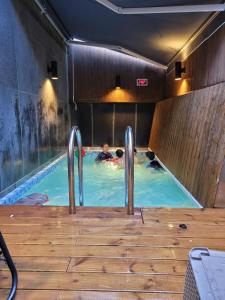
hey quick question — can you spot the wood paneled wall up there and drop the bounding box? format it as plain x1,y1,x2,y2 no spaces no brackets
69,44,165,103
77,103,155,147
150,82,225,207
166,23,225,98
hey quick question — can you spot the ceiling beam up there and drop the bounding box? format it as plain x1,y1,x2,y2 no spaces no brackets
33,0,68,43
95,0,225,14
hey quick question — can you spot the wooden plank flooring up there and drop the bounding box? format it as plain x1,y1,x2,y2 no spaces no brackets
1,206,225,299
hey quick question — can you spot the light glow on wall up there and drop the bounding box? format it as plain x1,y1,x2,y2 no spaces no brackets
103,88,135,102
177,78,191,96
40,79,58,125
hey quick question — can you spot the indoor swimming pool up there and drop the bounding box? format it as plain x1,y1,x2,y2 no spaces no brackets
2,151,200,208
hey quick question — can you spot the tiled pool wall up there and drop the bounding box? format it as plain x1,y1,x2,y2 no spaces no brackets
0,154,66,205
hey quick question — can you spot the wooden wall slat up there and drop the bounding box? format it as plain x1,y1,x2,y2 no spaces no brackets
149,82,225,207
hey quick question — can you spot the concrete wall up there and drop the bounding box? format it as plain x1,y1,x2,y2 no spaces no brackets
0,0,70,192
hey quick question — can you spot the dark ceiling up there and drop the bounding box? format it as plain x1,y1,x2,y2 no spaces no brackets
47,0,222,65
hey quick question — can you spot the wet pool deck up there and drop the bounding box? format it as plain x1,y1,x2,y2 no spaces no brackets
1,206,225,299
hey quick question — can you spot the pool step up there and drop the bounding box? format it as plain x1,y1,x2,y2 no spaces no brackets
15,193,49,205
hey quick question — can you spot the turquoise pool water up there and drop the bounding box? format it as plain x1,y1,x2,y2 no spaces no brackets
17,152,199,208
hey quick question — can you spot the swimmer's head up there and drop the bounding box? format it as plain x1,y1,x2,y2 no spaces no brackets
146,151,155,161
116,149,124,158
101,143,109,153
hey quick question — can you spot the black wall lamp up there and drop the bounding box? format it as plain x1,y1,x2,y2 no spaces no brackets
47,61,58,80
175,61,185,81
115,75,121,89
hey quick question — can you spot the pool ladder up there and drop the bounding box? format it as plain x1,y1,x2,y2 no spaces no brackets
0,232,18,300
68,126,84,214
125,126,134,215
67,125,134,215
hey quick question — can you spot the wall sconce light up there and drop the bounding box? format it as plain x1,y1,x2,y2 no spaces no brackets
175,61,185,81
115,75,121,89
47,61,58,80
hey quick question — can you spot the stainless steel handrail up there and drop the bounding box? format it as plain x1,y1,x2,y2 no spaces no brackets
68,126,83,214
125,126,134,215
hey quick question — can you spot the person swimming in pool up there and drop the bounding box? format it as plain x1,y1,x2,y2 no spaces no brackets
95,143,113,162
111,149,124,165
146,151,163,170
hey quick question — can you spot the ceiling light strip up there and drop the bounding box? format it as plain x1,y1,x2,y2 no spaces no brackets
95,0,225,14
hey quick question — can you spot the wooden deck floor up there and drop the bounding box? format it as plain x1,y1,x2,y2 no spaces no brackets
1,206,225,299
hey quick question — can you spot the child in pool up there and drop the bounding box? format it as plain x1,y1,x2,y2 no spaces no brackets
145,151,163,170
111,149,124,165
95,143,113,162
